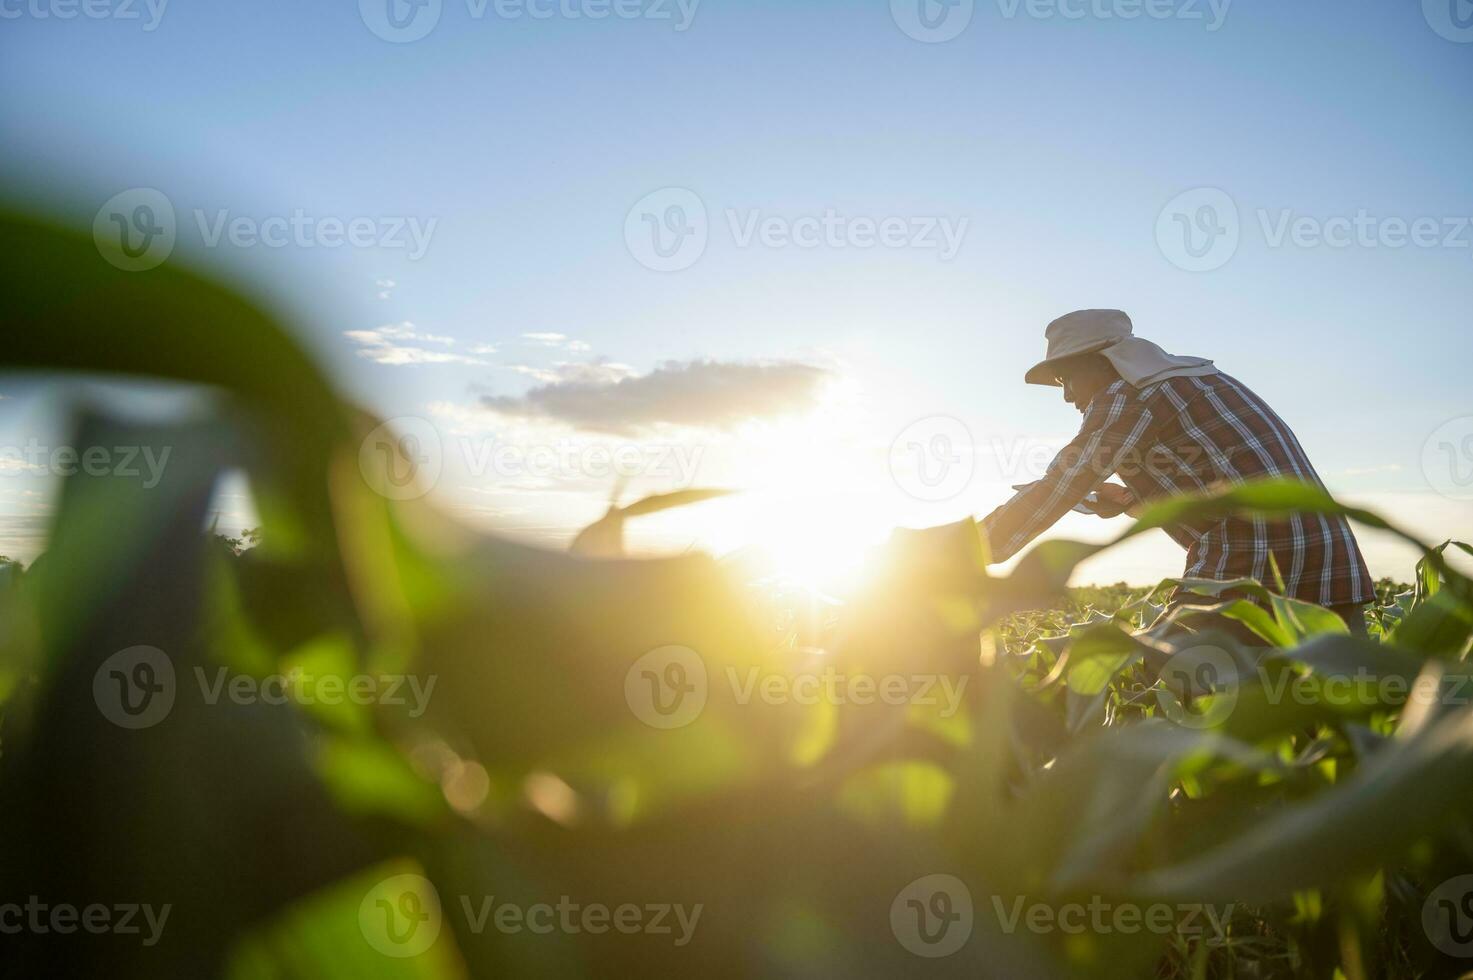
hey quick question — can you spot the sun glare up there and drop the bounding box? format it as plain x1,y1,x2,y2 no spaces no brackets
740,492,892,594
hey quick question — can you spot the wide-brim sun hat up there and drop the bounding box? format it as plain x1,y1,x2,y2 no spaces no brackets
1024,309,1217,389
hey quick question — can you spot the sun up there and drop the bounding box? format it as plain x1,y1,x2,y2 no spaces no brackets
610,375,984,591
659,486,890,596
757,495,890,592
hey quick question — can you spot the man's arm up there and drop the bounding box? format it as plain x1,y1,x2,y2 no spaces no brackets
981,383,1155,563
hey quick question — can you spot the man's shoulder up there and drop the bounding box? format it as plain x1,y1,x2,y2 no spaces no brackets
1094,378,1140,405
1090,371,1244,412
1143,371,1242,401
1082,379,1144,417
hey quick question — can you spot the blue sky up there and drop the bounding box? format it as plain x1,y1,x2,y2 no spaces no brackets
1,0,1470,583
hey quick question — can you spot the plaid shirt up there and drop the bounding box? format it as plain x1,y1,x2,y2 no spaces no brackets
981,372,1375,608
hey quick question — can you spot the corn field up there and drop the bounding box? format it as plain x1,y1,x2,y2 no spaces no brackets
2,210,1473,979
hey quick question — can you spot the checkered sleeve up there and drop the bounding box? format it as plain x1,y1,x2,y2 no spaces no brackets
981,383,1156,563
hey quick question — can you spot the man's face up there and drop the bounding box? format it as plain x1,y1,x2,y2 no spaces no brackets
1055,355,1115,413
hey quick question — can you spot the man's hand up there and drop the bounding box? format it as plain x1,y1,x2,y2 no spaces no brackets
1085,482,1136,518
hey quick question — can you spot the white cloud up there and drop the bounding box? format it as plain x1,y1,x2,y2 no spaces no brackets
522,332,591,353
425,399,493,434
504,360,636,385
0,457,46,476
479,358,832,434
348,322,453,345
344,322,490,367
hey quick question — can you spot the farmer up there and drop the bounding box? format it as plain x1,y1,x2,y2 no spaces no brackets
980,309,1374,635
